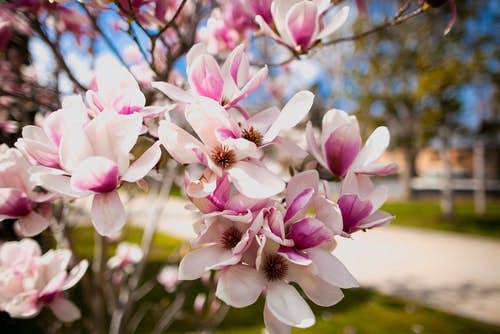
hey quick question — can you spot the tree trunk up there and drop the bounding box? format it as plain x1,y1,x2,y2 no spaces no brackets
439,129,454,219
401,146,417,200
474,138,486,216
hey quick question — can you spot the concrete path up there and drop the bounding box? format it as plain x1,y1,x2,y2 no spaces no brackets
74,195,500,326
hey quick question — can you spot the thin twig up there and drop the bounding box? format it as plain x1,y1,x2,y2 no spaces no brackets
152,292,186,334
155,0,188,37
109,160,177,334
27,16,86,91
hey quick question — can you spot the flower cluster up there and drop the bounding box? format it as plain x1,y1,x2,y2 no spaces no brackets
0,40,397,332
0,239,88,321
152,44,398,332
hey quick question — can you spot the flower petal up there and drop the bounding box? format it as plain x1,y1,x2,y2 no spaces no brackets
151,81,193,103
287,264,344,307
286,1,318,51
48,296,81,322
178,245,236,280
188,55,224,102
307,247,358,288
263,303,292,334
70,157,120,193
62,259,89,290
266,282,315,328
287,217,332,249
122,142,162,182
263,91,314,143
158,120,206,164
215,264,265,308
227,161,285,199
317,6,350,40
324,122,361,177
352,126,390,168
91,190,126,236
15,211,50,237
284,187,314,223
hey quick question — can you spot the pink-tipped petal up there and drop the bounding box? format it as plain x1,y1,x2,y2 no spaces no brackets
358,210,394,230
188,55,224,102
215,264,265,308
15,212,50,237
228,66,268,107
324,122,362,177
287,217,332,249
285,170,319,205
48,296,81,322
338,194,372,234
354,161,399,176
158,121,206,164
0,189,35,217
286,1,318,51
284,187,314,223
91,190,126,236
266,282,315,328
227,161,285,199
312,196,343,235
70,157,119,193
122,142,162,182
305,122,328,168
263,91,314,143
307,248,359,288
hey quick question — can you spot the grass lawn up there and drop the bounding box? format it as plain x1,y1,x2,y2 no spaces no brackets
383,198,500,239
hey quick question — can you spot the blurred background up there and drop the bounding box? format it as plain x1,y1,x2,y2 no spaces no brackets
1,0,499,333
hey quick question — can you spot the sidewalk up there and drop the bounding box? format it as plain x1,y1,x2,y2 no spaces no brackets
82,195,500,326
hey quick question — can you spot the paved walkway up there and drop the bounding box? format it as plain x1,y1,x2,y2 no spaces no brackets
75,195,500,326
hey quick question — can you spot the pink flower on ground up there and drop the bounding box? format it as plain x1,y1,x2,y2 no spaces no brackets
338,172,395,236
306,108,399,179
0,239,88,322
0,146,54,236
153,43,268,109
157,265,179,293
107,242,143,271
256,1,350,54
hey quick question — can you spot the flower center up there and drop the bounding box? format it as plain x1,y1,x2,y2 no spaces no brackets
220,226,243,249
211,144,236,169
263,254,288,282
241,126,263,146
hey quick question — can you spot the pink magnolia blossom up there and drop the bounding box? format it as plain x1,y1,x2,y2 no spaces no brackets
197,11,244,55
158,97,284,198
30,111,162,236
256,0,350,53
259,170,343,267
107,242,143,270
338,172,394,235
178,211,264,280
0,146,54,236
215,237,358,333
0,239,88,322
15,96,89,169
153,43,268,109
306,108,399,179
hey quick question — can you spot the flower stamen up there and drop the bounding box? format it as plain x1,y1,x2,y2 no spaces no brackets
241,126,263,146
263,254,288,282
221,226,243,249
211,144,236,169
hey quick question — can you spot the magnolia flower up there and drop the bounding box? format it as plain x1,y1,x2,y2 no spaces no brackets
31,112,162,236
15,96,89,169
107,242,143,270
256,0,350,53
261,170,343,265
306,108,399,179
158,97,284,198
0,146,54,236
338,172,394,235
0,239,88,322
153,43,267,109
215,237,358,333
87,60,171,119
178,212,264,280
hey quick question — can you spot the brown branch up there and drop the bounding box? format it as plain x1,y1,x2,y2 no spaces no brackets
28,16,87,91
154,0,188,37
